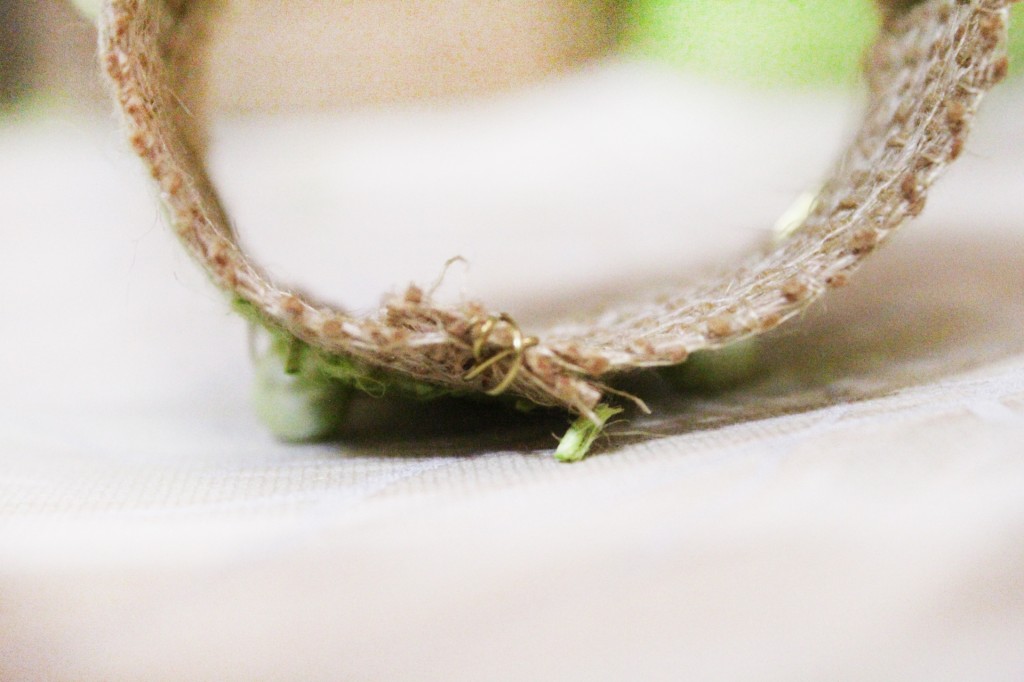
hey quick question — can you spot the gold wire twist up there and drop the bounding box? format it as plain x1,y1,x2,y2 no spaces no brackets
462,313,538,396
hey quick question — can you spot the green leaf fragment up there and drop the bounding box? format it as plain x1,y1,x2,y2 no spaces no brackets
555,404,624,463
664,337,760,393
233,296,627,453
283,336,305,374
252,340,352,442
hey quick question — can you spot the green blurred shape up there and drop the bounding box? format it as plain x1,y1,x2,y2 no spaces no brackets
1010,4,1024,71
69,0,101,20
662,337,762,393
624,0,1024,86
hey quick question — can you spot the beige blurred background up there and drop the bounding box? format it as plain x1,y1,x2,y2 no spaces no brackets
0,0,104,109
206,0,622,112
1,0,623,113
6,0,1023,115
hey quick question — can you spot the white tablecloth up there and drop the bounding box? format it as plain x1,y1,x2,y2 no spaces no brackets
2,61,1023,680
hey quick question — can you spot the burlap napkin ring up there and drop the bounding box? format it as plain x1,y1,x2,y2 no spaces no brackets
99,0,1015,450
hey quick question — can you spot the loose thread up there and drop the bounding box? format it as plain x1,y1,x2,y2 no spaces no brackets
463,313,538,396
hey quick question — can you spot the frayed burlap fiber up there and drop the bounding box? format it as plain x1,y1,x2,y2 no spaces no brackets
99,0,1015,420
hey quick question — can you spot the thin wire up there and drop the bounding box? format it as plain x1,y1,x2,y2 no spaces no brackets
463,313,538,396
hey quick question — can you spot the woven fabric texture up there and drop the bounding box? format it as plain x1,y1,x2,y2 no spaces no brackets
99,0,1012,418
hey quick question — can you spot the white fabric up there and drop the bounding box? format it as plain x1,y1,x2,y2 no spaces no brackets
2,61,1024,680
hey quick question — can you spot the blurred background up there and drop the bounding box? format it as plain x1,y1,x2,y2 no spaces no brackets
0,0,105,112
3,0,1022,115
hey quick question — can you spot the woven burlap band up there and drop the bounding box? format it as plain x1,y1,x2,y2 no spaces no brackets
99,0,1014,421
